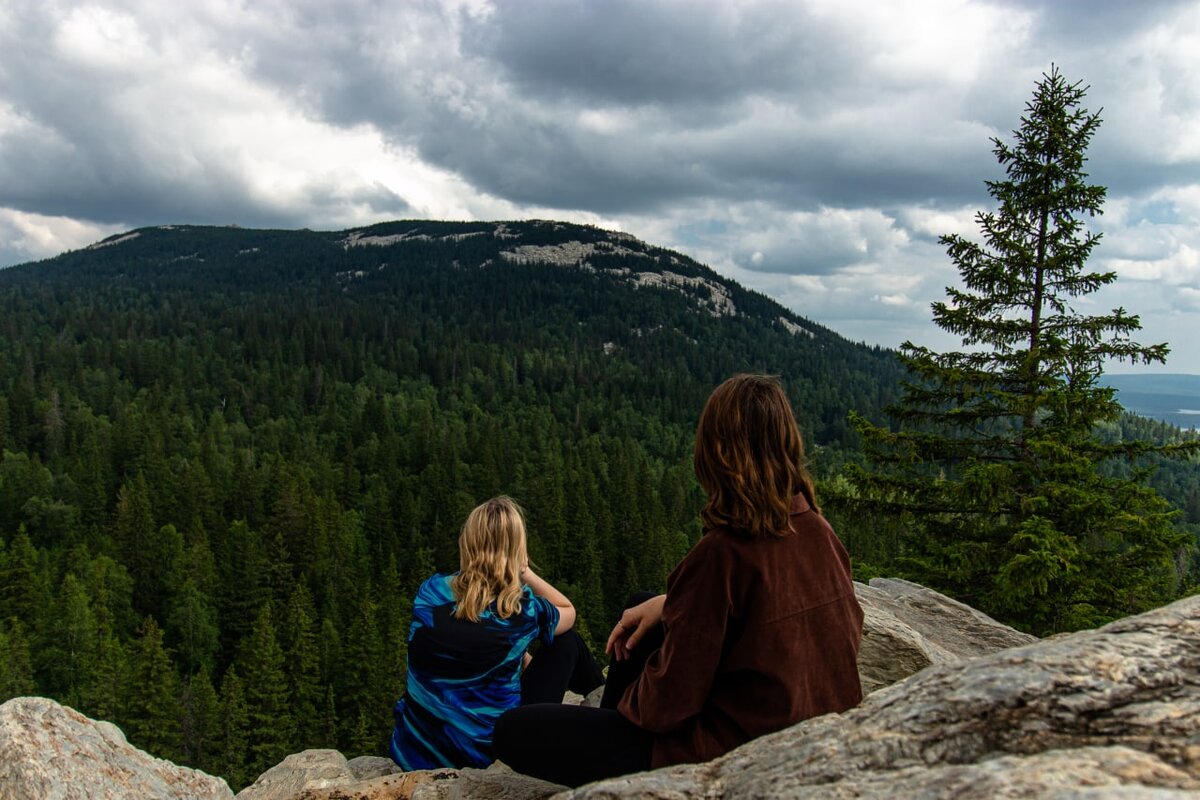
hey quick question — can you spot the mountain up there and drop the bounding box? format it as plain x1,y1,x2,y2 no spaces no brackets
1,220,904,447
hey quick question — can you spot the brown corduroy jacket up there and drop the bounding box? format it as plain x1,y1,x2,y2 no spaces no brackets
619,493,864,768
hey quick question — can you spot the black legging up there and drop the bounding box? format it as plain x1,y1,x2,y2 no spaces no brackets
496,593,660,787
521,628,605,705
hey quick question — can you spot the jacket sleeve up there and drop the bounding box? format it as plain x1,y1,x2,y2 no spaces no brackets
618,536,732,733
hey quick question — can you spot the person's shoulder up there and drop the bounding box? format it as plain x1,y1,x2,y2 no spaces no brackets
519,584,551,615
415,573,455,605
677,527,745,575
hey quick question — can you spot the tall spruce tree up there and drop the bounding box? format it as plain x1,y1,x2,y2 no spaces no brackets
851,67,1198,634
126,616,183,761
237,604,295,778
217,667,251,790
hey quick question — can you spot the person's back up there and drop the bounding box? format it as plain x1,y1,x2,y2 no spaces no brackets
391,572,558,769
619,492,862,766
390,496,599,770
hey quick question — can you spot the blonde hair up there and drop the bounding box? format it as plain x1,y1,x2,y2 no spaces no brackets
451,496,528,622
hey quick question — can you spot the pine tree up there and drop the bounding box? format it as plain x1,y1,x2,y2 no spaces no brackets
180,667,222,774
0,529,44,625
217,668,251,790
851,67,1198,634
167,578,220,676
112,473,159,615
281,585,323,748
340,592,387,755
126,616,183,761
236,604,295,777
38,573,98,705
0,618,36,701
81,627,129,724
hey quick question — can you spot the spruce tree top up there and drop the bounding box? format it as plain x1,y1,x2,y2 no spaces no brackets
900,65,1166,437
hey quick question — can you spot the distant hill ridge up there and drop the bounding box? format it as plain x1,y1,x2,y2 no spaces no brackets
75,220,818,336
8,219,904,448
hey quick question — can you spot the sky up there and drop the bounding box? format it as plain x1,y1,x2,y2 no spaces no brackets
1,1,1199,373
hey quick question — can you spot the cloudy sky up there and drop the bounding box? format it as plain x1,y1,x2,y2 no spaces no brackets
2,0,1199,372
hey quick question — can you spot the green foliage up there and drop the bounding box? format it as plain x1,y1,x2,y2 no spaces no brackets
180,668,221,775
0,618,36,701
82,628,130,724
217,668,251,791
0,529,45,624
167,578,220,677
37,573,99,705
340,592,389,755
281,585,324,748
849,67,1199,633
126,617,183,761
237,605,295,778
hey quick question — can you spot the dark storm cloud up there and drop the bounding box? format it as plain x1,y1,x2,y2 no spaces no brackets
402,2,994,214
459,0,843,108
214,0,1002,216
3,0,1171,231
1000,0,1190,41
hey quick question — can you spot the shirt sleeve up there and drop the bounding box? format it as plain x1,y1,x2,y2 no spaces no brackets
619,535,732,733
407,576,437,643
523,586,560,647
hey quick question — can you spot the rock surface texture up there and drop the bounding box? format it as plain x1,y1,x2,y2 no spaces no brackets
236,753,561,800
563,593,1200,799
0,695,232,800
854,577,1038,693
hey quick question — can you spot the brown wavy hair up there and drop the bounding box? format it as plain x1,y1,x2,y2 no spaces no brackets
451,496,528,622
694,374,819,537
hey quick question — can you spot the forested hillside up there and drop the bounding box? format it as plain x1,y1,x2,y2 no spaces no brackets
0,220,909,787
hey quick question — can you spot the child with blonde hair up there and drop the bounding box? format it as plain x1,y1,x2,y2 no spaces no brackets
390,496,602,770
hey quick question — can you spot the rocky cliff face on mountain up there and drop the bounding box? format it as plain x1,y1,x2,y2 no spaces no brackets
2,580,1195,799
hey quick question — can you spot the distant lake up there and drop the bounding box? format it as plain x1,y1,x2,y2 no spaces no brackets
1100,374,1200,430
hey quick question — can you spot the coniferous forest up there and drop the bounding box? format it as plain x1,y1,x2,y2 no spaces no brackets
0,219,1197,787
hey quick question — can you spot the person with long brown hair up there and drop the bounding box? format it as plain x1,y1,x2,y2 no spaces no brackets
494,374,864,786
389,496,604,770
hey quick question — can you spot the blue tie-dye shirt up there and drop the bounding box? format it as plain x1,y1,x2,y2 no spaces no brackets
389,573,559,769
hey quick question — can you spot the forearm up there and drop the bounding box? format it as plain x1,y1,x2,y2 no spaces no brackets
522,567,576,631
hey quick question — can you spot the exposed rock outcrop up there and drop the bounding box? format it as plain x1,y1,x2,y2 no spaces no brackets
235,753,560,800
237,752,456,799
0,696,232,800
854,577,1038,693
564,593,1200,798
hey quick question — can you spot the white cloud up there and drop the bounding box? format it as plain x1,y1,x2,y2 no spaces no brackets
0,206,123,263
1106,246,1200,284
54,5,153,69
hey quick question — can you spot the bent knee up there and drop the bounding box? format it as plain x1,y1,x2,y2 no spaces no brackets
493,707,530,764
